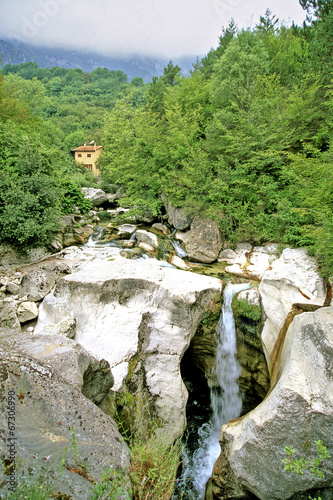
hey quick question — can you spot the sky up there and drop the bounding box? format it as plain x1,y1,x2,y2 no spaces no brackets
0,0,308,58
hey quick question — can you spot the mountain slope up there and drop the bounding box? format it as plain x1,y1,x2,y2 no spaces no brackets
0,38,196,82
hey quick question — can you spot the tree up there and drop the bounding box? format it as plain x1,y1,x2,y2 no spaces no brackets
256,9,279,35
198,19,238,78
162,61,181,86
299,0,333,20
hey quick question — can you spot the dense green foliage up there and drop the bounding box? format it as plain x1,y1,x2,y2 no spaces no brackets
99,6,333,276
232,297,262,323
1,4,333,275
0,68,96,251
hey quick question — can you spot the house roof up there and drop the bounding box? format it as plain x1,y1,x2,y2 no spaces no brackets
72,145,103,152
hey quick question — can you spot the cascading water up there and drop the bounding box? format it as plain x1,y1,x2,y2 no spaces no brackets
170,239,188,259
174,282,250,499
85,227,104,247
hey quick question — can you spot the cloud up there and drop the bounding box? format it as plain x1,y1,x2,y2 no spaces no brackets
0,0,307,57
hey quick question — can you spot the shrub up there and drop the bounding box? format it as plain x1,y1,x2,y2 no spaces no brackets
232,297,262,323
60,180,92,214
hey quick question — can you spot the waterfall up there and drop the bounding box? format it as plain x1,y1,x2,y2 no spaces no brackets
211,282,250,428
85,227,104,247
170,239,188,259
174,282,250,499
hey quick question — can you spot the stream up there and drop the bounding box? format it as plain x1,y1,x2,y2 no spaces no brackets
84,223,250,499
173,283,250,499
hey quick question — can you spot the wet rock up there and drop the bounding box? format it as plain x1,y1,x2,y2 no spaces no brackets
169,255,190,270
117,224,137,239
152,223,171,235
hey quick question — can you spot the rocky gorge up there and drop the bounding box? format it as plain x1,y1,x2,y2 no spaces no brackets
0,188,332,499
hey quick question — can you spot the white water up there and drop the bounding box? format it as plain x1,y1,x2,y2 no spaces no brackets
175,282,250,499
170,239,188,259
85,227,104,247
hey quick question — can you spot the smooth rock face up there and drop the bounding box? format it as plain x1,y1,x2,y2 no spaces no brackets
35,258,222,441
210,307,333,500
259,248,326,370
0,244,51,271
182,216,223,263
170,255,190,270
234,289,270,412
0,340,130,498
117,224,137,238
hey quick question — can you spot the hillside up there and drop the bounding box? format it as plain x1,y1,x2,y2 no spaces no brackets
0,38,195,82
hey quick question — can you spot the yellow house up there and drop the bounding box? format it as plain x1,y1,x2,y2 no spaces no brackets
72,141,103,176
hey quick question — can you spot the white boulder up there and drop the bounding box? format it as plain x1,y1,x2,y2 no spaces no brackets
259,248,326,370
210,307,333,500
35,258,222,441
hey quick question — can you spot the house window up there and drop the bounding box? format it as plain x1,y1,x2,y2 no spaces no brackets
78,153,82,157
85,164,93,171
87,154,91,157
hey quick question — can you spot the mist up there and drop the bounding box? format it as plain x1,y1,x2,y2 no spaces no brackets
0,0,307,58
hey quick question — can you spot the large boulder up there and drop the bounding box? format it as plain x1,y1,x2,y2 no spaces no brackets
12,332,113,406
0,336,130,498
81,187,108,207
209,307,333,500
259,248,326,371
61,215,94,247
117,224,137,239
182,216,223,263
35,258,222,442
162,196,193,230
19,268,55,302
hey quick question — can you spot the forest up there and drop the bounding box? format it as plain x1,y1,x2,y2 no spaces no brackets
1,0,333,276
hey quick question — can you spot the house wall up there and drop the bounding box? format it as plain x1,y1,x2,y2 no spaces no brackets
74,149,103,176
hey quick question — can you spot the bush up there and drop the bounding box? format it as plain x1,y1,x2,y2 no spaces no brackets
0,175,62,251
60,180,92,214
232,297,262,323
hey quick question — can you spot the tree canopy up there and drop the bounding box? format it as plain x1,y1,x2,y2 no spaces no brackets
1,9,333,274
